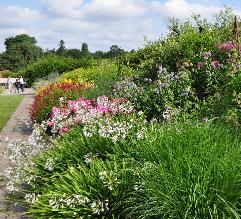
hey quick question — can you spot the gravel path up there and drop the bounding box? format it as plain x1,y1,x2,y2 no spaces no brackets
0,88,34,219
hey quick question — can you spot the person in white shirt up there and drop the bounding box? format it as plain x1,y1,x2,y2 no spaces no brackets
7,77,13,94
19,76,24,92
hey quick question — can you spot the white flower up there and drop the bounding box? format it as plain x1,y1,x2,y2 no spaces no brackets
44,158,55,171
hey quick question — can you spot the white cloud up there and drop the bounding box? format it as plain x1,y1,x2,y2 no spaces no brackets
152,0,221,19
0,5,41,28
41,0,84,18
0,0,239,52
81,0,147,21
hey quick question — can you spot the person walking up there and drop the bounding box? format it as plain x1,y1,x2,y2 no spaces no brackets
13,78,20,93
19,76,24,92
7,77,13,94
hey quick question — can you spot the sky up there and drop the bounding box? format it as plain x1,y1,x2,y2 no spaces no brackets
0,0,241,52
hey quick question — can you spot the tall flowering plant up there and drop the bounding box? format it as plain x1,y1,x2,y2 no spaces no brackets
187,41,241,123
29,81,89,123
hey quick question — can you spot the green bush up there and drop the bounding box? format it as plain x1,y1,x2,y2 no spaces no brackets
122,9,234,75
61,61,131,98
18,55,95,86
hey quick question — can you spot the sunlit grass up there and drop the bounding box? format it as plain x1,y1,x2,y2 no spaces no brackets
0,95,24,131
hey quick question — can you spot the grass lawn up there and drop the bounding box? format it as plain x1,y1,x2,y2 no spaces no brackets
0,95,24,131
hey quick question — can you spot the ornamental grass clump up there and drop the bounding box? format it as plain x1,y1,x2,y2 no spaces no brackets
8,121,241,218
29,81,89,123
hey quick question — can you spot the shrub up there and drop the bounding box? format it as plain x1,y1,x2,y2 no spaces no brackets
18,55,95,86
122,9,234,75
113,66,197,121
32,72,60,91
29,81,88,123
60,61,125,98
0,70,14,78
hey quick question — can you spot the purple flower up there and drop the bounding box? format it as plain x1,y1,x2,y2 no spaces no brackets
218,41,235,52
202,51,212,60
197,61,205,69
211,60,220,69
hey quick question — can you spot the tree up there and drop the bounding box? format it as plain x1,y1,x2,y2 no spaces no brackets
106,45,125,58
81,43,89,56
65,49,82,58
93,50,106,59
1,34,42,70
57,39,66,55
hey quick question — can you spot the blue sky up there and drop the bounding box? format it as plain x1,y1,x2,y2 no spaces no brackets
0,0,241,52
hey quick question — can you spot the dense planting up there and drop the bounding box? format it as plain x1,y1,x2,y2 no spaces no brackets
29,81,89,123
2,8,241,219
19,55,95,86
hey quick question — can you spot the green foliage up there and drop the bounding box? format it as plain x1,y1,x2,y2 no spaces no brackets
106,45,125,59
117,9,241,125
19,54,95,86
57,39,66,56
122,8,235,74
60,61,128,98
81,43,90,57
64,49,82,59
0,86,5,94
32,72,60,91
0,70,13,77
0,34,42,70
121,123,241,218
19,122,241,218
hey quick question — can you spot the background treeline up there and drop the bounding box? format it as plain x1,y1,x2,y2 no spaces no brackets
0,34,126,72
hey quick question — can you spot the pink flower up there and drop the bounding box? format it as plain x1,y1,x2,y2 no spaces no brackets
211,60,220,69
59,127,69,135
67,100,79,113
96,104,110,114
51,107,60,119
197,62,205,69
218,41,235,52
47,121,55,126
79,99,93,109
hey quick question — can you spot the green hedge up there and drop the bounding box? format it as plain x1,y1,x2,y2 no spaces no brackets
18,55,96,86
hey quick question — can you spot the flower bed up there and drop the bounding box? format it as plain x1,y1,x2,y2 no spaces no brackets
29,81,89,123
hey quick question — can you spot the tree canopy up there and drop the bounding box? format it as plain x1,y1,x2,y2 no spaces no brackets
0,34,42,70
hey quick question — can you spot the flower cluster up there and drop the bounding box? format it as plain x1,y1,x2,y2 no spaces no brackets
197,51,220,70
99,170,120,191
83,118,135,142
49,194,90,210
29,81,88,123
48,194,109,216
25,193,41,205
3,124,52,192
46,96,134,136
113,66,193,121
218,41,236,52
